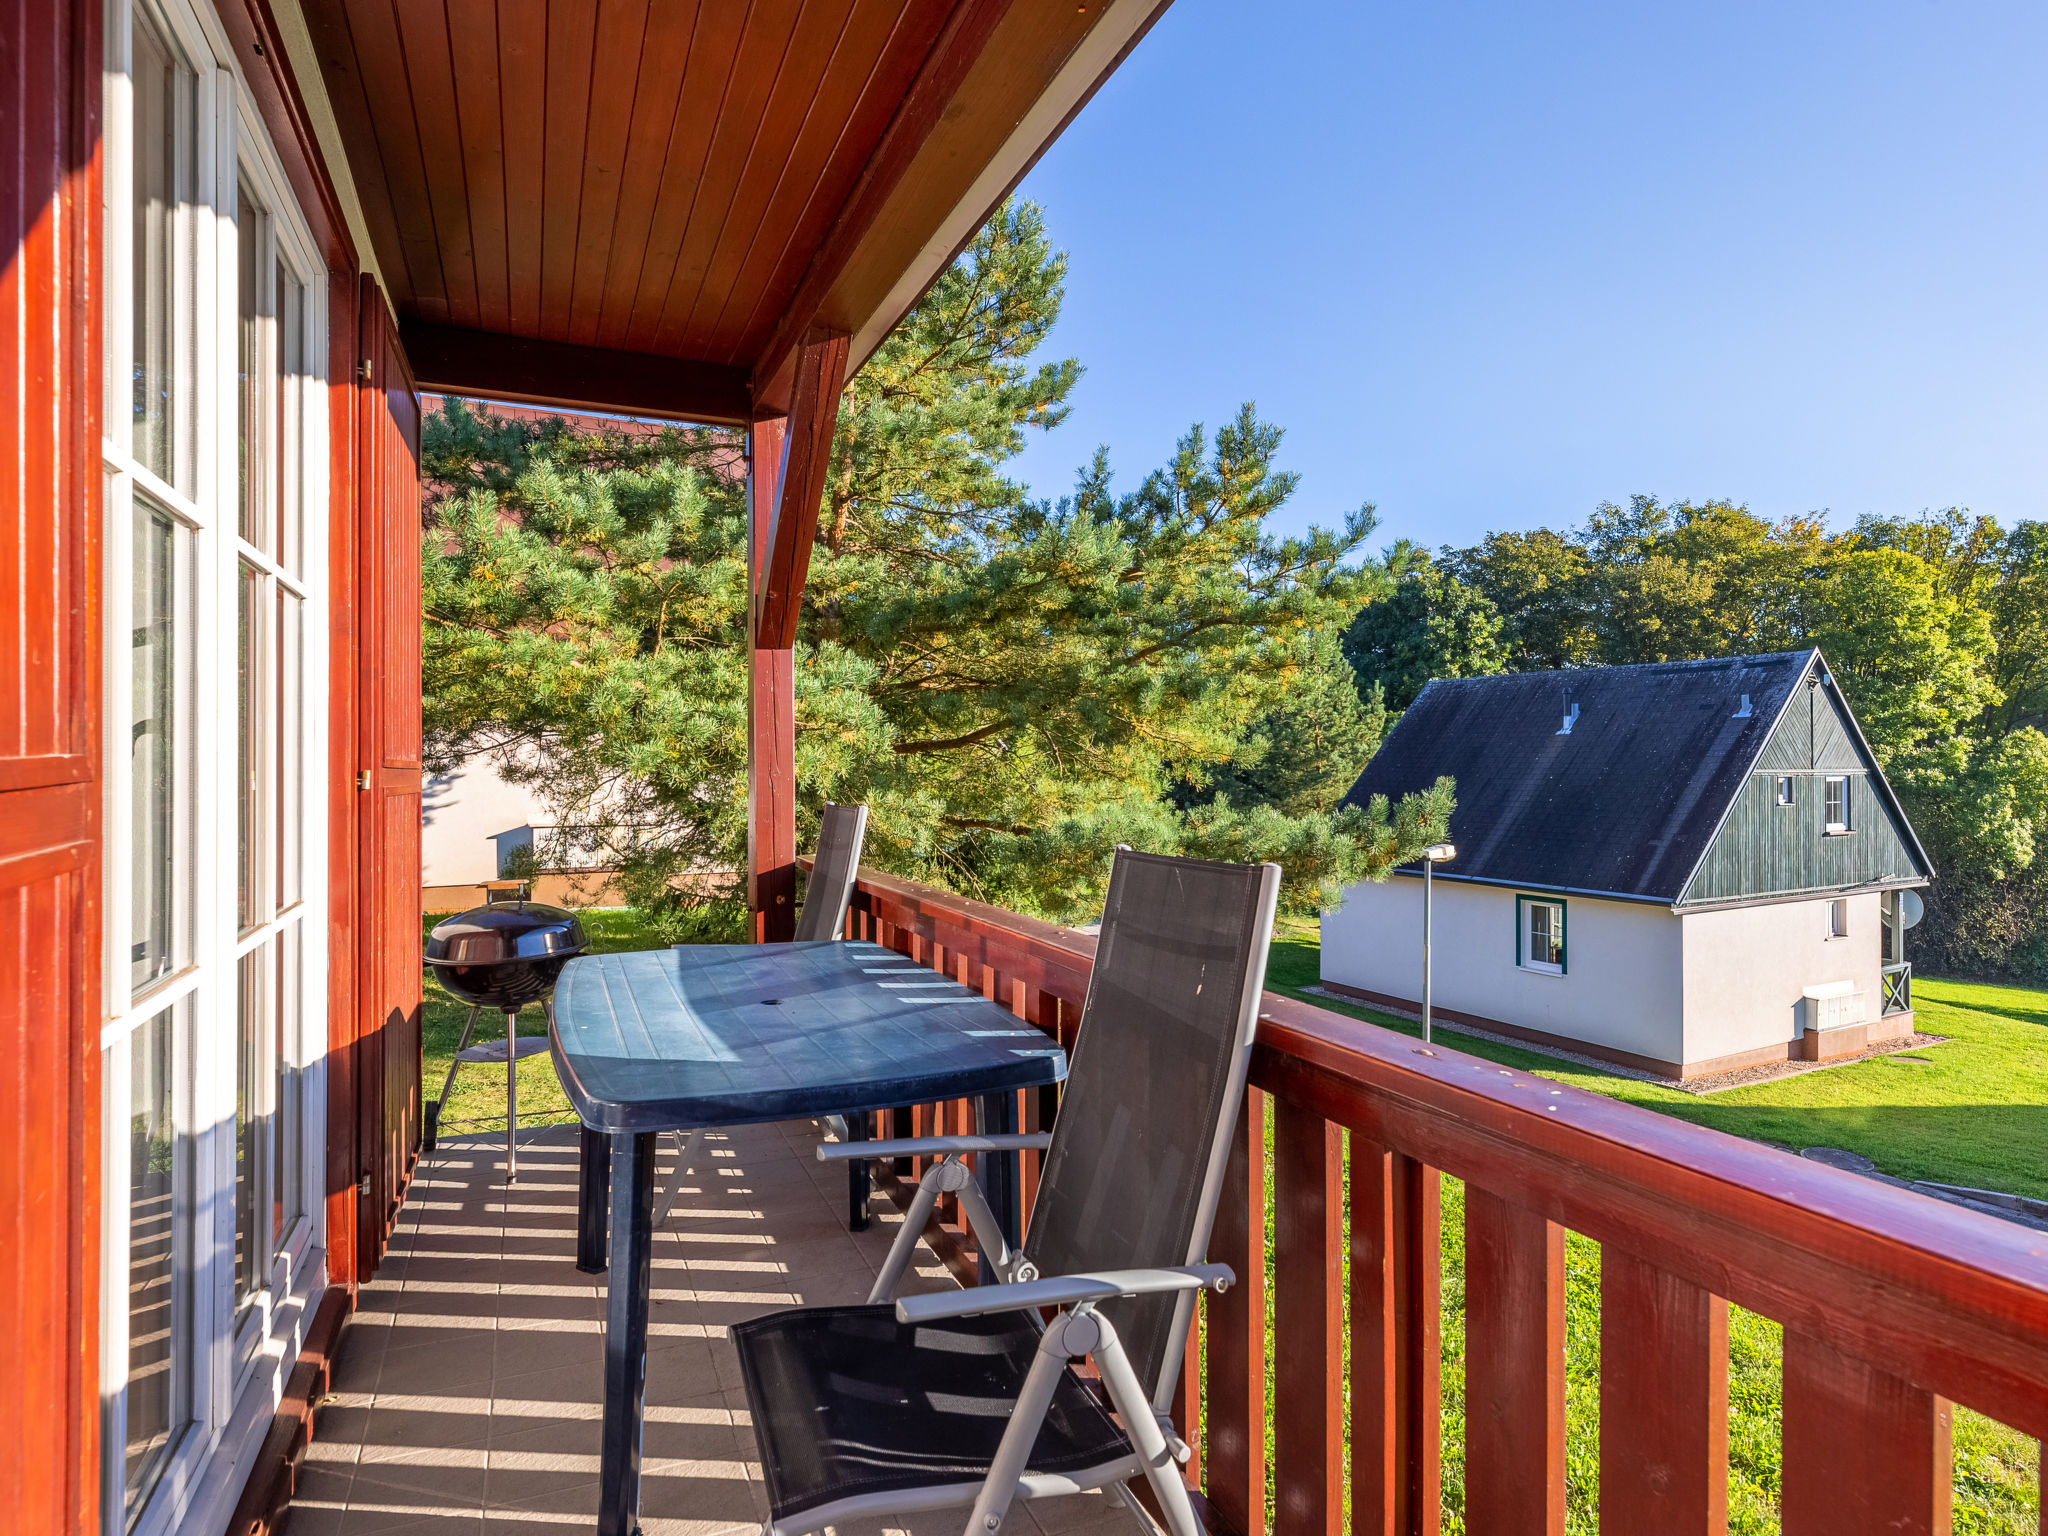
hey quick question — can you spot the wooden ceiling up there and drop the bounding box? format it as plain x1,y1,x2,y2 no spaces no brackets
299,0,1169,422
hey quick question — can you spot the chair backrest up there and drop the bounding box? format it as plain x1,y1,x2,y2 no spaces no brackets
1022,849,1280,1409
793,801,869,942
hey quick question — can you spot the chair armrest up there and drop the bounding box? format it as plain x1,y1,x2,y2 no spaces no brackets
894,1264,1234,1324
816,1133,1053,1163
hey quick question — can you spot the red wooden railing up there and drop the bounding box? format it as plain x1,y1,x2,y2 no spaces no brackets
831,865,2048,1536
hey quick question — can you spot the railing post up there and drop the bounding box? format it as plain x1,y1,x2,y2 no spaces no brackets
1273,1099,1344,1536
1351,1141,1440,1536
1782,1333,1952,1536
1205,1090,1267,1536
1599,1247,1728,1534
1463,1185,1565,1535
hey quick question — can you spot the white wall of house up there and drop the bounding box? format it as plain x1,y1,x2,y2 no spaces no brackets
1679,892,1885,1064
421,755,553,886
1321,877,1686,1067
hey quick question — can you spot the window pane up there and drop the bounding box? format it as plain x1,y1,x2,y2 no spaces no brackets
235,947,266,1307
276,261,305,575
238,562,265,929
132,498,189,990
237,183,270,548
273,926,301,1243
277,592,301,907
131,4,192,489
124,1003,188,1522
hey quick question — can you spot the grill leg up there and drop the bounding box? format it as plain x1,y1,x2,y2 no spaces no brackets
598,1131,656,1536
504,1008,521,1182
426,1006,480,1154
576,1123,609,1274
977,1091,1020,1286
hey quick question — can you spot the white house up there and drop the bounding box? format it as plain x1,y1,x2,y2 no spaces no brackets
1322,650,1933,1079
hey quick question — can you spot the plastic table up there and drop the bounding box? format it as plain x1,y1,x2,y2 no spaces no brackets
548,941,1068,1536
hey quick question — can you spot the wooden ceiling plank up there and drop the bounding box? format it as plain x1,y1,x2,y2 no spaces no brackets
339,0,450,318
748,0,1018,408
675,0,868,357
716,0,945,363
297,0,416,305
617,4,748,350
445,0,511,333
564,0,654,346
539,0,601,338
588,1,701,351
402,322,752,425
754,332,851,650
646,0,808,357
497,0,548,336
392,0,482,329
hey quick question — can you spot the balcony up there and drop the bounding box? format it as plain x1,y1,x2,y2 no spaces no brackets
300,869,2046,1534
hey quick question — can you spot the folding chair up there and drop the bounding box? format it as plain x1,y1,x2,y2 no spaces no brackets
732,849,1281,1536
653,800,871,1226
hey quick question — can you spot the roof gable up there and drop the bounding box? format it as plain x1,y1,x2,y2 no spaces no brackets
1341,651,1892,902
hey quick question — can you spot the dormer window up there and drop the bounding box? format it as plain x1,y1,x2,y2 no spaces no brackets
1824,776,1852,834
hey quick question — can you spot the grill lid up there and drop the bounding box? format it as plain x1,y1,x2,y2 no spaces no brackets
426,888,588,969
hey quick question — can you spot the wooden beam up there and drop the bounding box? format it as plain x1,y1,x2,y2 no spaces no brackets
399,322,752,425
753,333,848,650
747,417,796,942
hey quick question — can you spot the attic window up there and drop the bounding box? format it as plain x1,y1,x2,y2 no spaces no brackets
1824,775,1852,834
1777,775,1795,806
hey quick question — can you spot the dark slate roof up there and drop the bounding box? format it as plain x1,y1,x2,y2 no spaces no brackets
1342,650,1832,902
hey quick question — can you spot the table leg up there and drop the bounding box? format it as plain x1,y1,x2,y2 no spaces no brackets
847,1110,871,1232
598,1130,655,1536
977,1091,1021,1285
576,1123,609,1274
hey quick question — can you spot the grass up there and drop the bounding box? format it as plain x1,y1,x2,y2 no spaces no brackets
1260,914,2043,1533
423,904,2042,1529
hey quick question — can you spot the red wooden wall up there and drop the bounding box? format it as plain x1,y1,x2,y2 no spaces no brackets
352,280,423,1277
0,1,103,1534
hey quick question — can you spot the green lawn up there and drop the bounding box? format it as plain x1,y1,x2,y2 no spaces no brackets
1264,915,2044,1533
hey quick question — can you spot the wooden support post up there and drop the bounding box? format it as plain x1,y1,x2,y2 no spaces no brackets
1599,1247,1728,1536
1464,1185,1566,1535
1273,1099,1343,1536
1782,1333,1951,1536
747,416,794,942
1206,1090,1267,1536
1351,1142,1441,1536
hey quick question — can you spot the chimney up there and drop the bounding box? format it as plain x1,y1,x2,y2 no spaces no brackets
1557,699,1580,736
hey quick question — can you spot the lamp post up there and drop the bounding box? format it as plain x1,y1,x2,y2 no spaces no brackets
1420,843,1457,1044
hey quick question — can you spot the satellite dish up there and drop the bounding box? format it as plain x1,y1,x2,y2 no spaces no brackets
1899,890,1924,929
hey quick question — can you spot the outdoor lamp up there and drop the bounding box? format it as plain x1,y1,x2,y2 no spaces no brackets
1421,843,1456,1044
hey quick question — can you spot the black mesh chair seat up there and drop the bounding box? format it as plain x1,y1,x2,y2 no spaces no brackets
733,1303,1133,1522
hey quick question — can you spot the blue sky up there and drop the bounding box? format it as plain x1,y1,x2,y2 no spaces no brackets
1005,0,2048,553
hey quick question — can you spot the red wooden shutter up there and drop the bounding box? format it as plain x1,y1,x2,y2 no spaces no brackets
0,0,103,1531
352,280,423,1277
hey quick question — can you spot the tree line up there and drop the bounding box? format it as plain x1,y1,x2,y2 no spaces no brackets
1343,500,2048,977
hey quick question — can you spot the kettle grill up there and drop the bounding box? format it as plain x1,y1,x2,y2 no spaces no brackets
423,880,588,1179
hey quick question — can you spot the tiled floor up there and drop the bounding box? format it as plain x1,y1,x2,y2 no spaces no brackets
286,1118,1141,1536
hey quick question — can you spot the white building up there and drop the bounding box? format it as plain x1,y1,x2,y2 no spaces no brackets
1322,651,1932,1079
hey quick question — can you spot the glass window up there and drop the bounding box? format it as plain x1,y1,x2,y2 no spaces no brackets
1520,898,1565,974
237,182,272,549
1824,775,1851,833
131,498,189,990
273,927,302,1244
1828,898,1849,939
277,591,302,907
123,1003,188,1523
1776,775,1795,806
235,947,265,1308
131,4,192,489
238,561,265,930
277,260,305,575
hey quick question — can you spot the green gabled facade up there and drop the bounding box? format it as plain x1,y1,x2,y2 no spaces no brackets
1679,655,1931,907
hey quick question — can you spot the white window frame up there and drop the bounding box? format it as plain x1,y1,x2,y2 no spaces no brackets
1827,898,1849,940
1516,895,1567,976
1824,774,1853,835
100,1,331,1531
